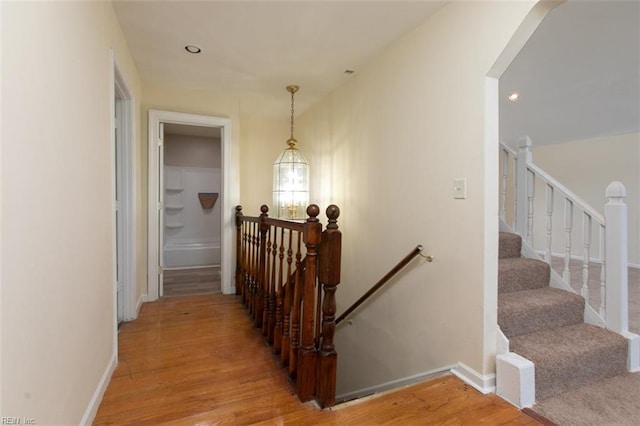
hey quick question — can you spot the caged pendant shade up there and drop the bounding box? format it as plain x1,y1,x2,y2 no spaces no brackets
273,85,309,220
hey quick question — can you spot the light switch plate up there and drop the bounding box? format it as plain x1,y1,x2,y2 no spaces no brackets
454,178,467,199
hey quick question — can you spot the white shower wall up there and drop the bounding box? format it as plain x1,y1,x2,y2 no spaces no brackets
164,165,222,268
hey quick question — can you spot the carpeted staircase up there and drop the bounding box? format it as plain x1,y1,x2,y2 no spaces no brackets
498,232,628,401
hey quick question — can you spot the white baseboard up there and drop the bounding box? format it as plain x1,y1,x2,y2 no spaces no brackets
335,366,454,404
450,362,496,394
80,350,117,425
136,293,148,318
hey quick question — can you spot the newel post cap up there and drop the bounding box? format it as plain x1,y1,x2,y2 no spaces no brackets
518,135,532,150
606,181,627,203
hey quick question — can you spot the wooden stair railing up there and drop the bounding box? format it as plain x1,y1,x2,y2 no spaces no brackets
235,203,341,408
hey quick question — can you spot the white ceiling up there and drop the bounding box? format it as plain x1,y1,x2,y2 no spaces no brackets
114,1,639,144
500,1,640,146
113,0,446,119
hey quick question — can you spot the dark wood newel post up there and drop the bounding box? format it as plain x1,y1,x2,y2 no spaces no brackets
235,205,243,296
317,204,341,408
297,204,321,402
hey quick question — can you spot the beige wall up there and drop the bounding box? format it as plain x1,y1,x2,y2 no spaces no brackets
295,1,538,396
1,1,141,423
238,117,289,215
532,133,640,265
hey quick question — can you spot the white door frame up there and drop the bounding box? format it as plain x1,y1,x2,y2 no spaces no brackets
110,52,137,323
147,110,235,300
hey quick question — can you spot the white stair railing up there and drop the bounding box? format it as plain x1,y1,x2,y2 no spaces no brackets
500,136,630,335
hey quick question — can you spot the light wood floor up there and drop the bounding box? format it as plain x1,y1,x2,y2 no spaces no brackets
94,294,539,425
163,267,221,297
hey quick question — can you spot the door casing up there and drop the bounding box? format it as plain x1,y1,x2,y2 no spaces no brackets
147,110,235,300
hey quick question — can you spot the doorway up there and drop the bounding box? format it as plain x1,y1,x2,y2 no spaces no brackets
147,110,236,301
162,124,222,297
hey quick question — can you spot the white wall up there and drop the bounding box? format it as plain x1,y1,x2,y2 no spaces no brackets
295,1,539,396
1,1,141,423
531,132,640,265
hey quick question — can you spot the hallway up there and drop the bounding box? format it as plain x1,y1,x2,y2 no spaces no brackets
94,295,539,425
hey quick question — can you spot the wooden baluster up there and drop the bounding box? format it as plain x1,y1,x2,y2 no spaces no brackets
242,221,249,305
297,205,322,402
267,226,278,342
235,206,243,296
262,224,272,336
274,227,285,353
526,169,535,246
251,221,259,319
563,198,573,283
316,205,341,408
255,205,268,329
599,224,606,319
289,231,302,378
581,212,592,301
545,184,554,263
500,149,508,221
281,230,294,366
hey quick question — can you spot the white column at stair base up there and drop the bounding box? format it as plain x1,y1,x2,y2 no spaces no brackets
450,362,495,394
496,352,535,409
625,332,640,372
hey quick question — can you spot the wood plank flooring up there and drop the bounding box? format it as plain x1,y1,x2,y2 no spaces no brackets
162,267,221,297
94,294,540,425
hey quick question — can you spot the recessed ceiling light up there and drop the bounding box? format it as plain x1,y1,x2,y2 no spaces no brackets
508,92,520,102
185,45,201,54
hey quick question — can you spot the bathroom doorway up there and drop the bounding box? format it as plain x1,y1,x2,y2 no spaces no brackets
147,110,236,301
162,124,222,297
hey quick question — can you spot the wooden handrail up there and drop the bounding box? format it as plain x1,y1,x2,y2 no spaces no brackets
335,245,426,326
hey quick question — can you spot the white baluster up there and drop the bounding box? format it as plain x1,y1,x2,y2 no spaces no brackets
500,149,508,221
545,184,554,263
599,224,606,319
581,213,592,300
604,181,628,334
515,136,532,238
526,169,535,246
563,198,573,284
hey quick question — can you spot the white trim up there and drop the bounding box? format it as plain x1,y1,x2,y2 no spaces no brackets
335,366,454,404
483,76,500,379
136,293,147,317
147,110,235,301
111,51,137,322
450,362,496,394
79,351,117,425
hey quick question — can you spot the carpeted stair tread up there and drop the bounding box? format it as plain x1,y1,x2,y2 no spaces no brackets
499,257,550,294
498,288,585,338
499,232,521,259
510,323,628,401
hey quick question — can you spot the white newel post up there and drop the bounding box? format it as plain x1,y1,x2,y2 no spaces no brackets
605,181,628,333
515,136,532,238
605,181,640,371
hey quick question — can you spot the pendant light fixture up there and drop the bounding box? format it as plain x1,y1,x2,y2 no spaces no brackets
273,85,309,220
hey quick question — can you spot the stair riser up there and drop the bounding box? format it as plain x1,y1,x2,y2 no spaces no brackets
499,232,522,259
499,258,550,294
499,293,584,338
532,344,627,401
